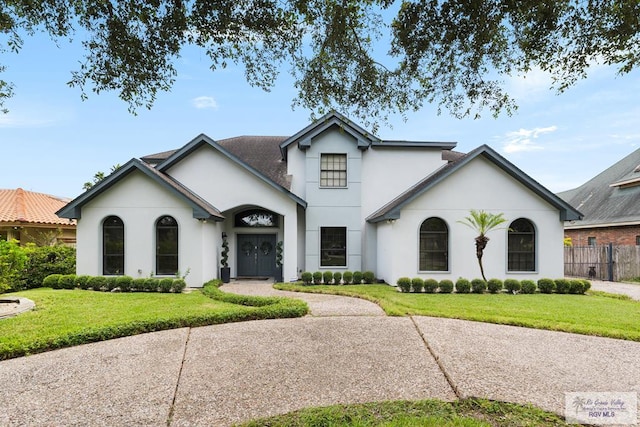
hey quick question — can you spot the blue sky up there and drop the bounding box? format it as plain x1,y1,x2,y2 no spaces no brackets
2,29,639,199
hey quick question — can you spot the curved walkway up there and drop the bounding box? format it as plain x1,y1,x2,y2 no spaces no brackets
0,283,639,426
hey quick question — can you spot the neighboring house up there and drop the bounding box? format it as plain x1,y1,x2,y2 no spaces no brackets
0,188,76,246
57,112,580,287
559,147,640,246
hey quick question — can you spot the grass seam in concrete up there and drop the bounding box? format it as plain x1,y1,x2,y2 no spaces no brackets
410,316,461,399
167,327,192,427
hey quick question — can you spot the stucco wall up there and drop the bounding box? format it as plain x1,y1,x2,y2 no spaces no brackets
76,171,219,287
163,144,299,280
375,156,565,285
303,128,362,271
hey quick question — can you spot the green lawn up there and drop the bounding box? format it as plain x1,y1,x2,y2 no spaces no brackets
275,283,640,341
239,398,575,427
0,283,308,360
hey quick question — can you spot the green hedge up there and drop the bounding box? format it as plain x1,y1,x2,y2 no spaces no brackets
42,274,189,293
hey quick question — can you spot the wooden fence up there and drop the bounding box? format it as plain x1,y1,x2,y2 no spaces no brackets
564,244,640,281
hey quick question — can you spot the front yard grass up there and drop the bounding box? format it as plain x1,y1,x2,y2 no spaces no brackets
239,398,574,427
275,283,640,341
0,282,308,360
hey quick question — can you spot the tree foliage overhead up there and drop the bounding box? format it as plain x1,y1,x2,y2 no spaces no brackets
1,1,638,126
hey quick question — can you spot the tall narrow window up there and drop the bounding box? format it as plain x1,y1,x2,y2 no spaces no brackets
419,218,448,271
103,216,124,275
508,218,536,271
320,154,347,187
320,227,347,267
156,216,178,275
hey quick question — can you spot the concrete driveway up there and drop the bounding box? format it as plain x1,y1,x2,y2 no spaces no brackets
0,282,638,426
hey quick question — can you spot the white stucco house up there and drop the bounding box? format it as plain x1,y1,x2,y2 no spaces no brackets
57,112,581,287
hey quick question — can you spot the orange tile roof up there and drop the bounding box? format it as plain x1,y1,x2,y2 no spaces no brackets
0,188,76,226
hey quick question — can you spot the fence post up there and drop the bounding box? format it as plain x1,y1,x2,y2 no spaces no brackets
608,242,614,282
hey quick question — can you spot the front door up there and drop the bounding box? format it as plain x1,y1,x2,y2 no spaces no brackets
236,234,277,277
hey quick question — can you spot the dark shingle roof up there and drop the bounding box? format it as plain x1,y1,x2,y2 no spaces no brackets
217,136,289,189
558,147,640,227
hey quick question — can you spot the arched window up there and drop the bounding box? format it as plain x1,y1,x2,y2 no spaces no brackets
103,216,124,275
156,216,178,275
419,218,448,271
234,209,278,227
508,218,535,271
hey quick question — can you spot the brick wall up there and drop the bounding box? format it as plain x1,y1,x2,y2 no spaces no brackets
565,225,640,246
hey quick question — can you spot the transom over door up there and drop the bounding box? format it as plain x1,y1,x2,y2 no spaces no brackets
236,234,277,277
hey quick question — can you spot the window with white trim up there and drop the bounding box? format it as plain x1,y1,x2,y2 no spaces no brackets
320,154,347,187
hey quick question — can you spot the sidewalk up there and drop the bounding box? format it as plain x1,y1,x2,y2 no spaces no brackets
0,282,638,426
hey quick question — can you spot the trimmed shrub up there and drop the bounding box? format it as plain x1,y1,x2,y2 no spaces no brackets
172,279,187,293
59,274,76,290
313,271,323,285
301,272,313,285
504,279,521,294
352,271,363,284
43,274,62,288
569,279,586,294
471,278,487,294
333,271,342,285
144,278,159,292
116,276,133,292
537,278,555,294
363,271,375,284
132,278,146,292
76,275,90,290
555,278,570,294
159,278,173,293
487,278,503,294
424,278,439,293
455,278,471,293
582,279,591,292
342,271,353,285
520,280,537,294
439,279,454,293
397,277,412,293
88,276,106,291
323,271,333,285
411,277,424,293
105,276,118,291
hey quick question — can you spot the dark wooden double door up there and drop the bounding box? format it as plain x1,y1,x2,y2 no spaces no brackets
236,234,277,277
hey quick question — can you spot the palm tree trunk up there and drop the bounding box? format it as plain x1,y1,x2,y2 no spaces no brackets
475,235,489,281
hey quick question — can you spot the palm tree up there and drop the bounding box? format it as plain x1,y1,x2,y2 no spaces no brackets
458,210,508,281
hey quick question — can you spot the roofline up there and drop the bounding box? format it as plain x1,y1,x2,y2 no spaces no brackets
279,111,380,160
367,144,583,223
157,134,307,208
564,220,640,229
373,140,457,150
56,158,225,221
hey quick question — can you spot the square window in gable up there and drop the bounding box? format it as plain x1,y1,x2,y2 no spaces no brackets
320,154,347,188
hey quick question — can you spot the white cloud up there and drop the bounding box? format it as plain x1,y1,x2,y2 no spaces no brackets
501,125,557,153
506,67,554,101
192,96,219,110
